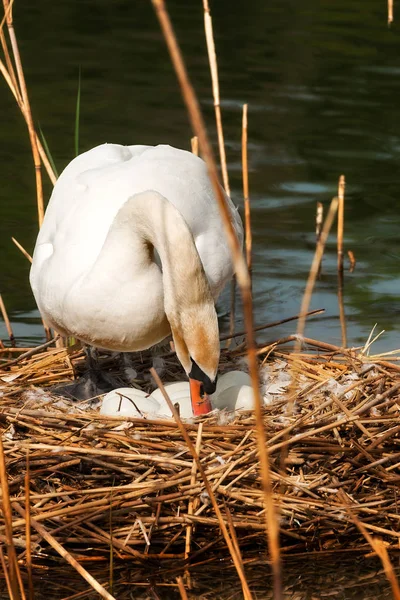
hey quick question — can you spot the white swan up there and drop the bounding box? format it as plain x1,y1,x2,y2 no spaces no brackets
30,143,243,414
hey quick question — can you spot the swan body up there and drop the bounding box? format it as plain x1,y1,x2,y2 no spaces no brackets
30,143,243,409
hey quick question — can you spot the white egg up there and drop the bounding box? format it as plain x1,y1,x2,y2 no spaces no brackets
213,370,251,397
213,384,255,411
150,381,193,419
100,387,160,418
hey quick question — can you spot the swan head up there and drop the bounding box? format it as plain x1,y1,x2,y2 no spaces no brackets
168,303,219,416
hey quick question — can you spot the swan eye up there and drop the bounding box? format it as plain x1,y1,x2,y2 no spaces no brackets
189,358,217,394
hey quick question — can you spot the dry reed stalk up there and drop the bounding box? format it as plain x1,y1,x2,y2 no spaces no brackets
337,175,345,272
191,135,199,156
12,501,117,600
0,545,14,600
294,196,339,355
0,293,15,347
388,0,394,24
150,4,281,597
11,238,32,263
316,202,323,278
316,202,323,241
282,198,338,478
226,277,236,350
0,438,24,600
242,104,251,275
348,249,356,272
2,0,44,226
0,23,18,101
202,0,230,196
24,451,34,600
219,308,324,342
184,422,203,587
150,368,253,600
1,336,59,368
338,272,347,348
341,493,400,600
0,53,56,184
176,576,189,600
337,175,347,347
9,239,52,340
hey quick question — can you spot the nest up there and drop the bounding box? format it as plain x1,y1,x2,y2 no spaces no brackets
1,336,400,598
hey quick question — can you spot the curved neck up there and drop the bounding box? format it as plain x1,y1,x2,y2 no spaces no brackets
112,191,219,376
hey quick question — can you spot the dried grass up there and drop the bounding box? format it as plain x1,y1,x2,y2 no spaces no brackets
1,335,400,597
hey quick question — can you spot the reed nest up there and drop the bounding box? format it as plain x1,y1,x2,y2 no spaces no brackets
1,334,400,598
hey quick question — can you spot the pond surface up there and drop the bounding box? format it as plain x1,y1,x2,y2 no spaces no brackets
1,0,400,355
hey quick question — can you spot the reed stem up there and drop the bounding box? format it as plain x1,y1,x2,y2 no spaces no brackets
2,0,44,226
150,3,282,596
202,0,230,196
191,135,198,156
242,103,252,276
24,451,34,600
337,175,347,347
388,0,394,24
0,293,16,347
0,438,24,600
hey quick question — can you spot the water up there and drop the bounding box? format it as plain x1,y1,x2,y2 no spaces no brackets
1,0,400,355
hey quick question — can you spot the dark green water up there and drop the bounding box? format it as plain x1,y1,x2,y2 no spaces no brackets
1,0,400,352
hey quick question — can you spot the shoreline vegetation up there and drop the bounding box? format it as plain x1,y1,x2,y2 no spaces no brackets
1,0,400,598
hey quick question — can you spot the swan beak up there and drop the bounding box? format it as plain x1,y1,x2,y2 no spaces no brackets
190,379,212,416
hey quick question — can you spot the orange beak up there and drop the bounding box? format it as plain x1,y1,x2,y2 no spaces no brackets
189,378,212,416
